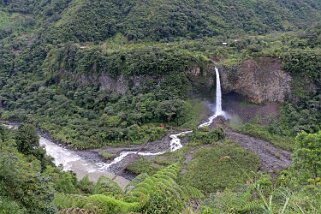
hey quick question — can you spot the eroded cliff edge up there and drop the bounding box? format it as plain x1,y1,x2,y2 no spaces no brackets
220,57,292,103
188,57,292,103
62,57,292,104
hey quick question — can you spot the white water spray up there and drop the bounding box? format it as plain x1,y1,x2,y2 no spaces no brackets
215,67,223,114
199,67,226,128
169,130,194,152
98,150,166,170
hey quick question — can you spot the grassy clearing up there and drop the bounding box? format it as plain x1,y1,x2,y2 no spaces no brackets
180,141,260,194
230,122,295,151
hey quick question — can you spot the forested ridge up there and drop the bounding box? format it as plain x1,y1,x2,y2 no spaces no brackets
0,0,321,213
2,0,321,42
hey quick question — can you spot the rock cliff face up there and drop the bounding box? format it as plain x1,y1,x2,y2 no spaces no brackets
60,72,161,95
220,57,292,103
62,57,291,104
185,65,215,97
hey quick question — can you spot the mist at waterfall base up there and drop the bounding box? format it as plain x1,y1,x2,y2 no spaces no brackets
203,101,230,121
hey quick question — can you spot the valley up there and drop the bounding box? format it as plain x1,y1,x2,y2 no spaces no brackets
0,0,321,213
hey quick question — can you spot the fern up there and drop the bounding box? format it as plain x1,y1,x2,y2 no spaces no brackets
126,164,201,213
92,176,123,198
182,185,204,199
55,193,139,214
55,165,203,214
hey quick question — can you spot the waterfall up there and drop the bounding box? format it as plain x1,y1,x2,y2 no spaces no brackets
215,67,223,114
199,67,225,128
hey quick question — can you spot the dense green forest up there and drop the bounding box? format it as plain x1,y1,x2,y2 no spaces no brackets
2,0,321,42
0,0,321,213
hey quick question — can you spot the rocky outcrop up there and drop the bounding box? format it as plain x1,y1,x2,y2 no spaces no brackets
220,57,292,103
185,65,215,97
61,73,161,94
98,74,129,94
60,57,291,103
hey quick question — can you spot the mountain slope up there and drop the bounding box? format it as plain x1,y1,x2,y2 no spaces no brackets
46,0,321,42
0,0,321,148
1,0,321,43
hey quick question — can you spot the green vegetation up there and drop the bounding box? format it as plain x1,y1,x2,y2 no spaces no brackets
293,131,321,179
98,151,116,161
41,0,321,42
199,132,321,213
204,173,321,213
221,26,321,151
0,0,321,213
55,165,203,214
189,128,225,145
181,142,260,194
125,158,160,175
0,125,204,213
0,1,320,148
0,122,321,213
232,122,295,151
0,125,63,213
0,11,10,29
0,37,209,148
15,124,39,154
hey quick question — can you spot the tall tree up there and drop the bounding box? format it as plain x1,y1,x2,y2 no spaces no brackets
15,123,39,155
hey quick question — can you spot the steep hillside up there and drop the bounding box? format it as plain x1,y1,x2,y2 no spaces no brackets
46,0,321,42
0,0,320,169
2,0,321,43
1,1,321,214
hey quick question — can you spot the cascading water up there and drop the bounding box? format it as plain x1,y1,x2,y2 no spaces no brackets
199,67,226,128
169,131,193,152
98,130,194,170
215,67,223,114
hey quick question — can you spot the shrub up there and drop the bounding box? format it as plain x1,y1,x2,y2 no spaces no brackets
189,128,225,144
98,151,116,161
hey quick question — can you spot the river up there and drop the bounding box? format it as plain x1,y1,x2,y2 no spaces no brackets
2,124,130,189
